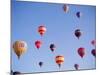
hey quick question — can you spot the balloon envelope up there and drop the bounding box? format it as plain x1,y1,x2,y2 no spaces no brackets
63,4,69,13
39,62,43,67
35,40,42,49
75,29,81,39
91,49,96,57
74,64,79,70
78,47,85,58
76,12,82,18
50,44,56,52
13,41,27,59
38,25,46,36
91,40,96,46
13,71,21,75
55,55,64,68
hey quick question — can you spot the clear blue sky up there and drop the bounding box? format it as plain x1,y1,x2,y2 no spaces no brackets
11,1,96,74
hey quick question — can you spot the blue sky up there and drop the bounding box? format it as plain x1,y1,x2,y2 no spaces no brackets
11,1,96,73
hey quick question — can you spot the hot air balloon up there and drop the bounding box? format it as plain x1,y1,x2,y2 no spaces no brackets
78,47,85,58
39,62,43,67
13,71,21,75
63,4,69,13
50,44,56,52
76,11,82,18
13,41,27,59
38,25,46,36
91,49,96,57
75,29,82,39
11,70,13,75
91,40,96,46
55,55,64,68
35,40,42,49
74,64,79,70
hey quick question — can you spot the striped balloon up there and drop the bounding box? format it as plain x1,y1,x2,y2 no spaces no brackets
55,55,64,68
38,25,46,36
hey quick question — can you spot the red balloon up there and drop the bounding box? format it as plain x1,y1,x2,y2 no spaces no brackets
91,49,96,57
78,47,85,58
74,64,79,70
35,40,42,49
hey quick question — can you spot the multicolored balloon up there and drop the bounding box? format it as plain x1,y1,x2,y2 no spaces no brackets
77,47,85,58
75,29,82,39
91,49,96,57
13,41,27,59
35,40,42,49
50,44,56,52
63,4,69,13
38,25,46,36
55,55,64,68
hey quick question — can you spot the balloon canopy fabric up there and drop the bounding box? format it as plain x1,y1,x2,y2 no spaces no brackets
38,25,46,36
91,49,96,57
63,4,69,13
77,47,85,58
91,40,96,46
75,29,81,39
76,12,82,18
50,44,56,52
35,40,42,49
13,41,27,59
74,64,79,70
13,71,21,75
39,62,43,67
55,55,64,68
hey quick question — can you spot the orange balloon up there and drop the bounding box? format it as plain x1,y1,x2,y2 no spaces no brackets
13,41,27,59
38,25,46,36
55,55,64,68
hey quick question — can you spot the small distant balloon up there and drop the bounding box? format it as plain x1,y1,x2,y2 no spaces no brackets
55,55,64,68
63,4,69,13
75,29,82,39
78,47,85,58
39,62,43,67
74,64,79,70
91,40,96,46
11,70,13,75
13,41,27,59
35,40,42,49
13,71,21,75
50,44,56,52
76,11,82,18
38,25,46,36
91,49,96,57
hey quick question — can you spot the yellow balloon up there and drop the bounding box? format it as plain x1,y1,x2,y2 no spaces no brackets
13,41,27,59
